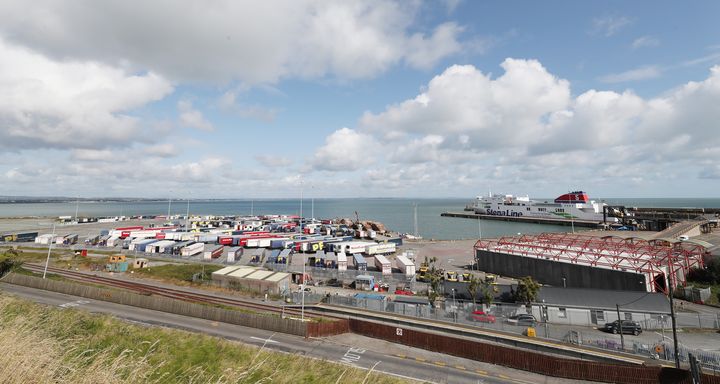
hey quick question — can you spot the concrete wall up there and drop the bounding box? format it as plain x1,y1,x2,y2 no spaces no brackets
476,250,647,291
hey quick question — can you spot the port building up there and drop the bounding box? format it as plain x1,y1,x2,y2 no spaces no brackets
211,266,290,295
474,233,708,293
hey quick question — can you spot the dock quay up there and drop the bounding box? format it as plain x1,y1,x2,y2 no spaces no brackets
440,211,603,228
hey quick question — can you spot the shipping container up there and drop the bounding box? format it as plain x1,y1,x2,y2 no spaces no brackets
34,234,55,245
226,246,242,263
366,242,396,255
337,252,348,271
324,252,337,268
266,249,280,264
396,254,416,276
106,235,121,247
374,254,391,275
16,232,39,242
352,253,367,271
277,249,291,264
136,239,159,253
62,234,79,245
181,242,204,257
203,245,224,260
146,240,176,254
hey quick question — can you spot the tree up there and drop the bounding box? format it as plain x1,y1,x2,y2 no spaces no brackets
467,274,480,307
480,283,495,308
513,276,540,306
424,256,443,306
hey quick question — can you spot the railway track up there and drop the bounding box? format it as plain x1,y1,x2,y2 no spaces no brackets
21,263,339,321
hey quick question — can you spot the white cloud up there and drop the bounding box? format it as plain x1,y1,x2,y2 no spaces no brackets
632,36,660,49
308,60,720,194
592,16,632,37
0,1,467,84
359,59,570,149
311,128,378,171
178,100,214,132
599,66,662,83
0,37,173,150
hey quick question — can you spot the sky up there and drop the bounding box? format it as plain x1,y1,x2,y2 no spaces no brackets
1,0,720,199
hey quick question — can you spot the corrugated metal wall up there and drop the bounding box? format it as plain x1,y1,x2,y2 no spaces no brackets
349,318,719,384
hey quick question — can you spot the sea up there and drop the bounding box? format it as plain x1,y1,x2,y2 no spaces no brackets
1,197,719,240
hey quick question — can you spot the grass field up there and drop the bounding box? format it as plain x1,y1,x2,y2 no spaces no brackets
0,294,409,384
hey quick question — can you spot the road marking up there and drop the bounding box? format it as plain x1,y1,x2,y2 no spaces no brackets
433,361,446,366
498,374,510,379
59,300,90,308
249,336,278,344
394,353,406,359
415,357,426,362
476,369,487,375
455,365,466,370
339,346,366,366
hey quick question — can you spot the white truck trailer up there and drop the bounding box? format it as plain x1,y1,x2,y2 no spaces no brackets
181,242,204,257
374,254,391,275
396,254,416,276
366,242,396,255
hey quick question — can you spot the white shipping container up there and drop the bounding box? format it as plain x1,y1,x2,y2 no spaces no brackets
337,252,348,272
257,238,272,248
396,255,415,276
181,242,204,256
374,254,391,275
106,235,120,247
35,234,54,244
366,243,396,255
128,230,157,239
345,242,376,254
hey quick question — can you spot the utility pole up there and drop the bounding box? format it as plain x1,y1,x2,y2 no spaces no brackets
616,304,625,351
668,273,681,368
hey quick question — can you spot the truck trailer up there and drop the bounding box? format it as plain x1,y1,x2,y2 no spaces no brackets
374,254,391,275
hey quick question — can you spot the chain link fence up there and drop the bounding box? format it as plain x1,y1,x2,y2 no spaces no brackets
325,295,720,372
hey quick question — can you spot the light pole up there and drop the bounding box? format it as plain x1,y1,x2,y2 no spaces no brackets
300,177,305,321
185,193,191,230
43,223,56,279
311,185,314,221
451,288,457,322
167,191,172,219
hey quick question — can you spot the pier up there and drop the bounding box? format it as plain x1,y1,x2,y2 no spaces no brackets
440,212,603,228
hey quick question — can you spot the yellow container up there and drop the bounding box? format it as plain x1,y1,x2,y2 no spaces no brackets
526,327,536,337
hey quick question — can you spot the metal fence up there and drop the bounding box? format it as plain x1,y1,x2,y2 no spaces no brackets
325,295,720,372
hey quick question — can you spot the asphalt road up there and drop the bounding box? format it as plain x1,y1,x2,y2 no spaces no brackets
0,282,595,384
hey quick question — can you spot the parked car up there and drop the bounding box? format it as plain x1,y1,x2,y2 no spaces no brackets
603,320,642,335
470,310,496,323
394,288,414,296
506,314,537,326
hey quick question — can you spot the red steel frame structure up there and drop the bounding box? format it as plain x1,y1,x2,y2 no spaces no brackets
474,232,707,293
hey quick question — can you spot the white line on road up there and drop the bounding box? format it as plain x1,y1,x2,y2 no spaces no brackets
249,336,279,344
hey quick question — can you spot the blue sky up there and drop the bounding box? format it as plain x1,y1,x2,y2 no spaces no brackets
1,0,719,199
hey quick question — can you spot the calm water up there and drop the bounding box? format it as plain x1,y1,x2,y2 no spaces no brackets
1,197,719,240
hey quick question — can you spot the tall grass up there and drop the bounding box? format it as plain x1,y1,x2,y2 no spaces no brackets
0,295,409,383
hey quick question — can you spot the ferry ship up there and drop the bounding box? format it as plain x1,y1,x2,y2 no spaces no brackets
471,191,615,222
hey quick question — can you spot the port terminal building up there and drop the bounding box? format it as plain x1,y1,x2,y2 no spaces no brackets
474,233,708,293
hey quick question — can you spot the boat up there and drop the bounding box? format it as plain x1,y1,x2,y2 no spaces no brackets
471,191,617,222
